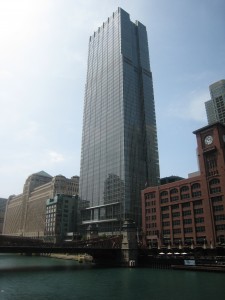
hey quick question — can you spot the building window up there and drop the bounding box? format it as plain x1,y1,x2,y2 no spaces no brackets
196,226,205,233
173,228,181,234
145,192,156,199
172,212,180,218
214,214,225,221
192,191,202,198
194,208,204,215
161,206,169,211
170,188,178,194
209,178,220,185
160,191,168,197
162,213,170,219
172,204,179,210
148,200,156,206
183,219,192,225
196,236,206,244
184,227,193,233
191,183,201,190
172,220,180,226
193,200,203,206
182,202,190,208
181,194,190,200
210,187,221,194
213,205,224,212
171,196,179,202
180,186,189,192
216,224,225,231
161,198,169,204
183,210,191,216
163,229,170,235
211,196,223,203
206,153,217,170
195,217,204,223
162,221,170,227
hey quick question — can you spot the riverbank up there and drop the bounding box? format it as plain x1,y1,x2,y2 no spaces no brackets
172,264,225,272
138,255,225,272
49,253,93,263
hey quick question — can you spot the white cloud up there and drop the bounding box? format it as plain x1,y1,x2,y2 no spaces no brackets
167,89,209,122
0,70,13,80
187,90,210,122
48,151,65,163
15,121,40,142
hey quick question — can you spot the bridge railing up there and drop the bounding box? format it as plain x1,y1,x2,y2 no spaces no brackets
0,234,123,250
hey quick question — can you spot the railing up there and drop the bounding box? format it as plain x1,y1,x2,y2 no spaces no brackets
0,234,123,251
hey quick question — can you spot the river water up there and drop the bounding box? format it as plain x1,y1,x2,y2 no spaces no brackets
0,254,225,300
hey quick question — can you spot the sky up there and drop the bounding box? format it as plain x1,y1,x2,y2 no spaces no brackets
0,0,225,198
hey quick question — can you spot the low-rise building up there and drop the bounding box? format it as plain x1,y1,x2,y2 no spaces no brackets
142,122,225,248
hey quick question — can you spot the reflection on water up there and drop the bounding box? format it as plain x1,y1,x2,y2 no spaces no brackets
0,254,225,300
0,254,94,272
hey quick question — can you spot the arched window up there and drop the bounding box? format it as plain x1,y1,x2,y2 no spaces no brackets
180,186,189,192
191,183,201,190
160,191,168,197
209,178,221,194
170,188,178,195
209,178,220,186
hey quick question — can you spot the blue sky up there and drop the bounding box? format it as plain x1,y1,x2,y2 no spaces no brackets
0,0,224,198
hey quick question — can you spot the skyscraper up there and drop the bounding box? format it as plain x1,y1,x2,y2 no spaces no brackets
79,8,160,233
205,80,225,125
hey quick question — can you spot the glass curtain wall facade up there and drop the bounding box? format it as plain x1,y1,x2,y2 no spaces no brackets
205,80,225,125
79,8,160,233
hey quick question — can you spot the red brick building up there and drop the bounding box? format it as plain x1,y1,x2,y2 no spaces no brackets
141,122,225,248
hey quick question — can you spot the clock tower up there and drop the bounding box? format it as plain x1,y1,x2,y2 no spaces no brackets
193,122,225,245
193,122,225,178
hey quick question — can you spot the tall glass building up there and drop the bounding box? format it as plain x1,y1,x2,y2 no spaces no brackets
205,80,225,125
79,8,160,233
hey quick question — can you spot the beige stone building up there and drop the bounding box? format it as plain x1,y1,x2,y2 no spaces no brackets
0,198,7,234
3,171,79,238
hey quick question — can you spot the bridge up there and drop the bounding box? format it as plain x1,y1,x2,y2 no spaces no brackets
0,235,122,255
0,220,140,267
1,220,224,268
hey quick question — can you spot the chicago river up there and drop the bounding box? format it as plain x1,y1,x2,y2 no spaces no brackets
0,254,225,300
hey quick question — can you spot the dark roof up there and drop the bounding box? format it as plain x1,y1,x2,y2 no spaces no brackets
193,122,225,134
34,171,52,178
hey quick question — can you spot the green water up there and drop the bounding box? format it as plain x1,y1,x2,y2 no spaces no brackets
0,254,225,300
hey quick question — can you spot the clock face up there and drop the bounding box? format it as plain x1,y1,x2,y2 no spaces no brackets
204,135,213,145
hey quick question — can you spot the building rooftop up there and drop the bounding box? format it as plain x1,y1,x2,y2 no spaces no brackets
193,122,225,134
34,171,52,178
